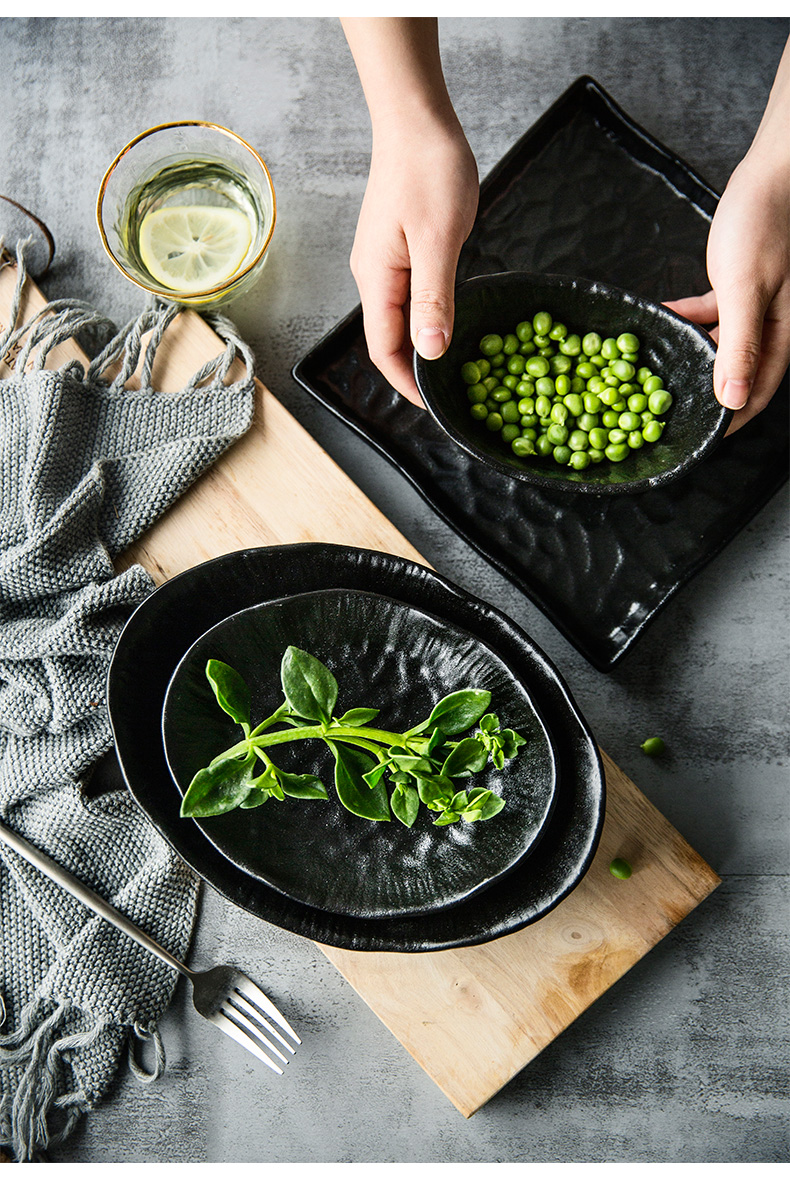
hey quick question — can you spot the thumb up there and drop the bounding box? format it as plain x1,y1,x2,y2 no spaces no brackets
713,283,768,411
409,244,458,362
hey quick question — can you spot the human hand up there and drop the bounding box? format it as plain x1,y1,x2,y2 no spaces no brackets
349,113,478,404
665,41,790,434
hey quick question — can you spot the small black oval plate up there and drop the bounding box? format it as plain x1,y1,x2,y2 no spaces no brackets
162,589,557,919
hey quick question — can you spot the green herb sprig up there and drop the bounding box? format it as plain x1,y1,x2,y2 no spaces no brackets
178,645,527,828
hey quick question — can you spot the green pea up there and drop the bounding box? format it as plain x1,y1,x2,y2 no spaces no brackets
588,448,605,463
621,351,639,363
570,377,586,393
617,332,640,354
589,353,607,369
533,311,553,336
611,399,627,413
609,857,632,880
643,375,664,394
485,412,503,432
549,322,567,340
516,379,536,397
588,427,608,450
636,366,653,384
520,414,539,428
605,442,630,462
517,396,536,415
502,333,520,355
550,403,569,425
525,355,550,378
490,355,506,370
627,392,647,413
554,373,571,398
461,361,481,384
475,358,491,379
482,375,499,392
568,450,590,470
611,359,635,381
599,388,620,407
640,736,665,756
618,382,637,397
618,411,642,432
640,410,655,424
582,332,602,356
535,375,556,399
564,393,585,418
648,390,673,415
535,393,553,418
491,385,512,403
549,354,572,375
642,419,665,443
559,333,582,356
586,376,607,395
535,434,553,457
501,400,520,423
480,334,503,357
568,429,589,451
608,429,628,445
507,354,526,375
511,435,536,457
516,320,534,342
627,430,644,449
584,393,603,414
601,337,620,360
533,334,551,349
501,423,520,443
467,383,488,404
577,412,599,432
602,410,620,428
552,445,572,465
519,339,537,355
603,373,620,388
575,361,597,380
469,402,488,421
546,422,569,446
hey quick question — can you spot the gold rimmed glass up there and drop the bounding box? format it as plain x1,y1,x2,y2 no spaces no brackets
96,121,276,309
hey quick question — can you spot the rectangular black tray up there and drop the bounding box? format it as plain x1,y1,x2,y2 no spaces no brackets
293,76,789,671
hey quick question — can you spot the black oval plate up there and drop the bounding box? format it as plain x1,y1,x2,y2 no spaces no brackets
162,589,557,919
108,544,605,952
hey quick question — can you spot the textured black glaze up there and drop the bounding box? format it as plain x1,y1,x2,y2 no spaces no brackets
415,272,729,495
291,77,789,670
108,544,605,952
162,590,556,919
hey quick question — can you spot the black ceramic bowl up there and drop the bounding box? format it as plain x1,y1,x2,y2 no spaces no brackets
414,272,731,496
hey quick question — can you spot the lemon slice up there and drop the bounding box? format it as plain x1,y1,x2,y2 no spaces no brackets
138,205,253,294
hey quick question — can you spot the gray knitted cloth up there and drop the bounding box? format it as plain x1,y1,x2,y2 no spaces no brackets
0,241,256,1160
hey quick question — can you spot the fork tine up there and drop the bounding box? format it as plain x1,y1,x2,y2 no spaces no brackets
225,999,290,1063
211,1008,284,1074
234,978,301,1045
232,989,297,1054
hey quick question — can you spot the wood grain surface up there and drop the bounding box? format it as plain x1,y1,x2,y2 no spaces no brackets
1,267,720,1117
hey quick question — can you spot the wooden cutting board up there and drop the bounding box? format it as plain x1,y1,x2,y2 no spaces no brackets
0,265,720,1117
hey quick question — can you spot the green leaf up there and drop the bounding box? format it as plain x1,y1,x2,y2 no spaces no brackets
433,810,460,827
388,753,433,775
335,707,380,726
363,761,388,789
240,787,271,809
426,727,446,755
276,770,329,800
499,728,527,759
326,740,390,821
465,789,505,821
427,689,492,736
280,646,338,724
180,753,257,818
391,783,420,828
478,713,499,733
205,660,251,731
415,774,454,808
440,737,489,778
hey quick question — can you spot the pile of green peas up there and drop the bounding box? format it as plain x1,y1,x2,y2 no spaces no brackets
460,311,674,472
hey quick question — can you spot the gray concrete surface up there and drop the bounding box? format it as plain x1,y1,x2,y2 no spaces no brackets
1,16,788,1164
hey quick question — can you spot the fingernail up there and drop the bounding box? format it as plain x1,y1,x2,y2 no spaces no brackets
722,379,750,410
415,328,447,360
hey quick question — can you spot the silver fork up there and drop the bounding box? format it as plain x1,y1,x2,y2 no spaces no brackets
0,817,300,1074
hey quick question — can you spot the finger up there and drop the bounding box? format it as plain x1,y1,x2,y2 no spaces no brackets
663,290,719,326
713,282,771,411
408,235,459,362
725,314,790,434
352,257,423,403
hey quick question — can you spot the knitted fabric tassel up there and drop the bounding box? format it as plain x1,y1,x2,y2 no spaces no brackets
0,238,257,1161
